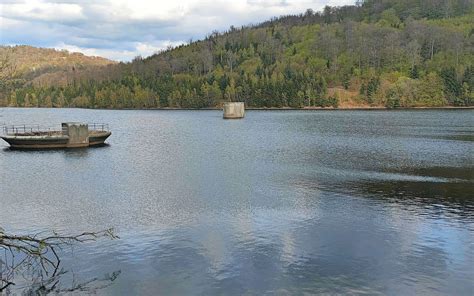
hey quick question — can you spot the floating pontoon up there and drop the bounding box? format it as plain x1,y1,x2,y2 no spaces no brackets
1,123,111,149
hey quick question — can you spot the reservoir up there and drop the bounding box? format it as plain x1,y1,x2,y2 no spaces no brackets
1,108,473,294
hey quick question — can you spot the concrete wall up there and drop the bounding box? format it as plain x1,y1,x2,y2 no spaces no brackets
62,123,89,147
223,102,245,119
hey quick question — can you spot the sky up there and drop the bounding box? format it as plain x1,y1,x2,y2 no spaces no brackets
0,0,353,61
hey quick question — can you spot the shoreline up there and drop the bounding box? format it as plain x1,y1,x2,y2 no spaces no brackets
249,106,474,111
1,106,473,111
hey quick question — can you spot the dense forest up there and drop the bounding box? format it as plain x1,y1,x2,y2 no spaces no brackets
1,0,473,109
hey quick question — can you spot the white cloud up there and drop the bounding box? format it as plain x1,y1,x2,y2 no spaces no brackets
0,0,354,61
1,0,85,22
55,40,185,61
104,0,192,21
135,41,185,56
0,16,23,28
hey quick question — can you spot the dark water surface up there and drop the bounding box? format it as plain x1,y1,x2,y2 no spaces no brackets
1,108,473,295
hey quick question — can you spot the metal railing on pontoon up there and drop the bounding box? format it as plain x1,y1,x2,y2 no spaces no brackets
2,123,109,136
2,124,64,136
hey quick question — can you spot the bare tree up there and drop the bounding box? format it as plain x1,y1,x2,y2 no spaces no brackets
226,51,237,73
0,227,118,292
0,49,17,80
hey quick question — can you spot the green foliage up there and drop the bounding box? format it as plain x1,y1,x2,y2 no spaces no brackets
441,67,465,105
386,73,446,107
360,77,381,105
409,65,419,79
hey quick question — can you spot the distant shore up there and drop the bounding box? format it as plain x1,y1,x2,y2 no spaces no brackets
248,106,474,111
1,106,473,111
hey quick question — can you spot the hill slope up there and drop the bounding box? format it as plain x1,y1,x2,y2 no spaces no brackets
2,0,474,108
0,46,116,106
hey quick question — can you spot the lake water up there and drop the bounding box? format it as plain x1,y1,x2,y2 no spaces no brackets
1,108,473,295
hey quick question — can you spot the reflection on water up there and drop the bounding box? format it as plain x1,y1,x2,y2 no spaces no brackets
0,108,473,295
3,144,109,153
1,261,120,295
424,134,474,142
332,165,474,218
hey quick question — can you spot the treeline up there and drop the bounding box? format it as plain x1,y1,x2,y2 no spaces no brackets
2,0,474,109
8,71,336,109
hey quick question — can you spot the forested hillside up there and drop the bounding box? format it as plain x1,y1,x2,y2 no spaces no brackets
0,46,115,106
2,0,473,109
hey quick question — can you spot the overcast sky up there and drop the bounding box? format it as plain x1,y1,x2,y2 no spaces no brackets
0,0,353,61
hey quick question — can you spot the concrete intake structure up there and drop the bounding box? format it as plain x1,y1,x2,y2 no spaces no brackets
62,122,89,147
223,102,245,119
1,122,111,149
